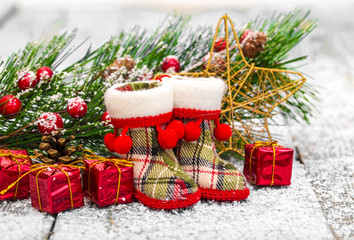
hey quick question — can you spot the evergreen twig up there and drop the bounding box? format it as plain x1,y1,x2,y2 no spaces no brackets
0,11,317,155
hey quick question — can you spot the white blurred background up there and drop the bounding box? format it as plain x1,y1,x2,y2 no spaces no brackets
0,0,353,60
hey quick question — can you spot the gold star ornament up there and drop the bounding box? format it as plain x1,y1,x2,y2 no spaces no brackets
163,14,306,156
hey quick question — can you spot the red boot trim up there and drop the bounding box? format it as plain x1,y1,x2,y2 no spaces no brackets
134,188,201,210
200,187,250,202
111,112,172,128
173,108,220,120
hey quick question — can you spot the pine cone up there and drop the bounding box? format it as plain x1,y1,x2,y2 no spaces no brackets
42,157,55,164
34,150,45,159
102,55,136,79
241,31,267,58
47,149,59,159
42,136,56,144
63,146,77,156
39,142,51,151
35,130,84,164
77,144,84,152
57,138,66,149
58,156,72,164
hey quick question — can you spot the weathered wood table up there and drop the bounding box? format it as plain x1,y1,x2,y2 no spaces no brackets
0,1,353,239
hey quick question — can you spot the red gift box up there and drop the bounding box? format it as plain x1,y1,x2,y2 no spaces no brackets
244,142,294,186
83,151,134,207
0,149,32,200
29,164,84,214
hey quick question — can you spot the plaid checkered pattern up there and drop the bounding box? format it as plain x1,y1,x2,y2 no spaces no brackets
120,126,198,201
175,118,248,191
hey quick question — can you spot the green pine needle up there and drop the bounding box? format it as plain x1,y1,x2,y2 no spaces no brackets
0,11,317,155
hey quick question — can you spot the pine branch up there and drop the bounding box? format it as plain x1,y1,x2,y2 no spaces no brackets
0,11,317,155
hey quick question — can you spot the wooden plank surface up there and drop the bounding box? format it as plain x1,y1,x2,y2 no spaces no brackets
288,19,354,238
0,2,56,239
289,60,354,239
0,199,55,239
0,1,353,239
50,126,333,239
50,160,332,240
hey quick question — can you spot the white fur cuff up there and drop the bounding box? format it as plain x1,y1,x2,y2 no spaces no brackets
104,81,173,119
165,76,227,111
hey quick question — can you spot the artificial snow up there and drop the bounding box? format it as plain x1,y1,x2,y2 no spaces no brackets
67,97,86,111
0,199,54,239
289,55,354,240
49,160,332,240
1,2,353,239
38,70,50,81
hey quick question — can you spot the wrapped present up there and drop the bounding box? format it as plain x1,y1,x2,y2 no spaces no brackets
0,149,32,200
29,163,84,214
82,150,134,207
243,141,294,186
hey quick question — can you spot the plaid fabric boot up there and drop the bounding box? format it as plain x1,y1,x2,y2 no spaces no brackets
104,81,201,209
165,76,250,201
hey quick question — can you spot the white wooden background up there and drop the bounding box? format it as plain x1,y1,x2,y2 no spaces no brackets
0,0,353,239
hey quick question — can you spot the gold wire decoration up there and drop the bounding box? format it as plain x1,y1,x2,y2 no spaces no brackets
159,14,306,156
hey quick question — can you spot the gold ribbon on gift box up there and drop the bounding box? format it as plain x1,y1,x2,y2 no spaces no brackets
0,159,84,211
82,149,133,204
249,141,282,186
0,149,33,199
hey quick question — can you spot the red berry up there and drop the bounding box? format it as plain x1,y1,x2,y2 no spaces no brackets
17,71,37,90
36,66,53,83
214,123,232,141
214,38,227,52
37,112,64,135
240,30,253,44
161,56,180,73
67,97,87,118
184,121,201,142
104,133,116,152
166,120,184,140
113,135,133,154
157,129,178,149
101,111,111,126
0,95,22,117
